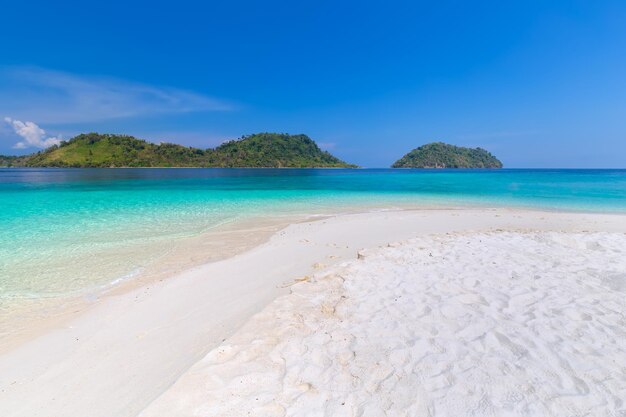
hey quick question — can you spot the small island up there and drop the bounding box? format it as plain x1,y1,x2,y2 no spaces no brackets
392,142,503,168
0,155,26,167
2,133,357,168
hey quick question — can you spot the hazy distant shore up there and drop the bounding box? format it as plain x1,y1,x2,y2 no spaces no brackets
1,208,626,417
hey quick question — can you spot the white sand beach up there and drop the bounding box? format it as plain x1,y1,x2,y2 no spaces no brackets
1,208,626,417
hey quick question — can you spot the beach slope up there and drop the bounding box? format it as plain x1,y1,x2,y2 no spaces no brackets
141,231,626,416
1,209,625,417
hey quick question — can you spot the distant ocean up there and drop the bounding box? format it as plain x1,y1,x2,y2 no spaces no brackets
1,168,625,301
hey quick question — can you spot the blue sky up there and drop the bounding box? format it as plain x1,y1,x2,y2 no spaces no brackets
1,0,625,167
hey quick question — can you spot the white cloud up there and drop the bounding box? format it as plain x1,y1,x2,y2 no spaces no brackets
317,142,336,150
4,117,62,149
0,67,233,124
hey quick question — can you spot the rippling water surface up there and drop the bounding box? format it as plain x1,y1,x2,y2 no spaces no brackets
1,168,625,299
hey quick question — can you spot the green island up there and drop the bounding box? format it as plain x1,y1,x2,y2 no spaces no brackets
0,155,27,167
392,142,503,169
1,135,503,169
1,133,357,168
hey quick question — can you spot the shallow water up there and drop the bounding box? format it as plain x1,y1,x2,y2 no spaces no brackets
1,168,625,300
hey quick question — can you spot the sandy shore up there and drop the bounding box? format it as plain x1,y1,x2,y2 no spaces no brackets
1,208,626,417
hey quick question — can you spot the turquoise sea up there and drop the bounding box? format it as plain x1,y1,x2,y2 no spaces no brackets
1,168,625,301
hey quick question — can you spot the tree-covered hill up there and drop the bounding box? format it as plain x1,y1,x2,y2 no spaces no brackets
208,133,354,167
0,155,28,167
1,132,356,168
392,142,503,168
22,134,210,168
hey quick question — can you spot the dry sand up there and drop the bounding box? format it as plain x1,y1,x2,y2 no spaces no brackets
1,208,625,417
142,232,626,416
